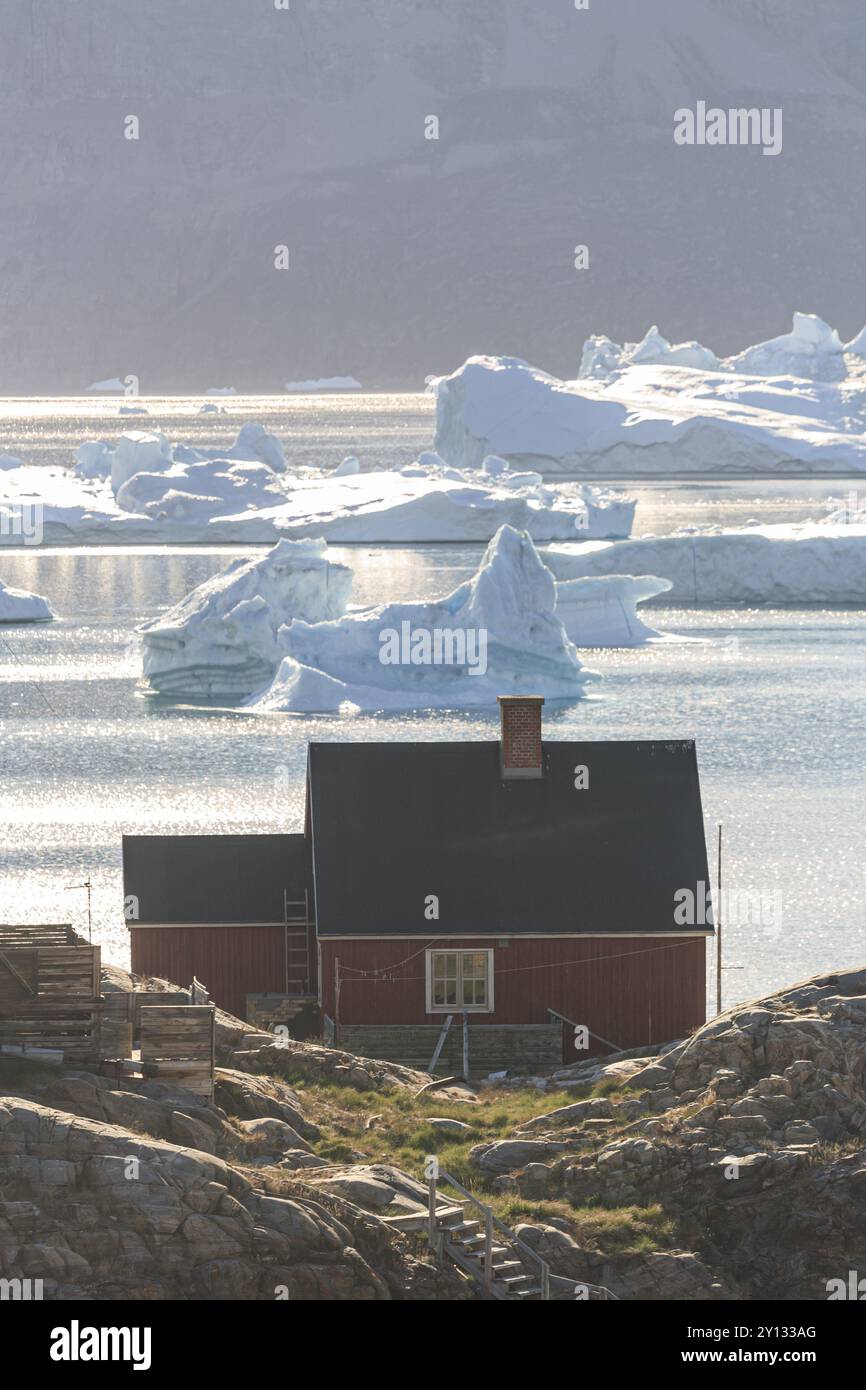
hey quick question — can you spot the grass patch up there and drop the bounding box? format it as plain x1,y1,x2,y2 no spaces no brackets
297,1080,634,1193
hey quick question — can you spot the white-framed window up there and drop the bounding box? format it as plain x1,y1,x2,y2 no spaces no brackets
425,949,494,1014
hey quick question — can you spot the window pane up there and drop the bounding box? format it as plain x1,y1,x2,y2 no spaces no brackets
460,953,487,1006
431,953,458,1007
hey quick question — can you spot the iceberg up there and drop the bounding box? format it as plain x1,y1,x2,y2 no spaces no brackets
2,433,634,545
86,377,126,393
222,456,634,544
580,314,847,385
435,352,866,477
555,574,672,646
543,523,866,603
284,377,362,392
139,538,352,700
0,579,54,622
246,526,595,713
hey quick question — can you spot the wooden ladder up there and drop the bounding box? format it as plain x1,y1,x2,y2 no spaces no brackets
283,891,311,995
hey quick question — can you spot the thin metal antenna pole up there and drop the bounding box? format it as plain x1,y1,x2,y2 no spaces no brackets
716,825,723,1016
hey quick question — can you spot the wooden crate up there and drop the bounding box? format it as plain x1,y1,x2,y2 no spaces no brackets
133,991,190,1041
0,945,102,1062
139,1005,215,1099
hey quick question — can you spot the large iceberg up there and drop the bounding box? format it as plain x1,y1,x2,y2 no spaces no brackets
435,349,866,476
543,523,866,603
140,528,668,707
247,526,595,713
140,538,352,700
0,579,54,622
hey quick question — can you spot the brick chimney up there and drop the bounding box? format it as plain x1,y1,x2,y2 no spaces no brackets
498,695,545,779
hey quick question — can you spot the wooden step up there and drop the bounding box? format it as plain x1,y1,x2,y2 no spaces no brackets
443,1220,480,1237
385,1204,463,1232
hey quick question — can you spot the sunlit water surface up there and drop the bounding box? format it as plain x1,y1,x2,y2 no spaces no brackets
0,398,863,1015
1,542,863,1015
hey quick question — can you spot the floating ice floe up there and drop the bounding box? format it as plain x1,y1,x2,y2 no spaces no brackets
207,387,237,396
543,522,866,603
246,526,596,713
0,579,54,622
555,574,672,646
284,377,362,392
435,340,866,476
222,453,634,544
2,430,633,544
140,538,352,700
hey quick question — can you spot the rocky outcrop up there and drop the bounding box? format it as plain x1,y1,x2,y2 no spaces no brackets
467,966,866,1300
0,1085,467,1301
516,1223,741,1301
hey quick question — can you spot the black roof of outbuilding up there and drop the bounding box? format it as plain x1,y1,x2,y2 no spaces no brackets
122,833,307,924
307,740,712,939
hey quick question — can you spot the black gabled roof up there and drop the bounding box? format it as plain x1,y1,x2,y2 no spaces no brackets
307,740,712,939
122,833,306,925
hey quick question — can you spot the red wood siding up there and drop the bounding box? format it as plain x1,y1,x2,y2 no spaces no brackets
321,935,707,1054
129,925,317,1024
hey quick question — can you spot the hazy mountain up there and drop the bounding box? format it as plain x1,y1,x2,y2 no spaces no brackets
1,0,865,391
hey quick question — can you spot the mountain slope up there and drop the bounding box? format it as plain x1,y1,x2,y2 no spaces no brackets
1,0,865,390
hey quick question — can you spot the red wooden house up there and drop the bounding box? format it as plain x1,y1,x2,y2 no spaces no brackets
124,697,712,1072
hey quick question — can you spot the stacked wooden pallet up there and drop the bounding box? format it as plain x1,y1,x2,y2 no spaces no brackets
139,1005,215,1099
0,942,101,1063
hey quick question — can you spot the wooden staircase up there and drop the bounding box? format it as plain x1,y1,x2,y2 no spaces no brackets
384,1169,617,1302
